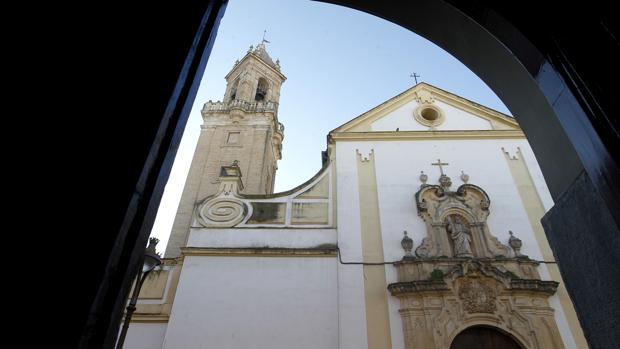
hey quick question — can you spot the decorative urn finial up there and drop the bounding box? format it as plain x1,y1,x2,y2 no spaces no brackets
419,171,428,185
401,231,414,257
508,231,523,257
460,170,470,184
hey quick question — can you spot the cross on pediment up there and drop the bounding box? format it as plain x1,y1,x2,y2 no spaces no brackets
431,159,449,175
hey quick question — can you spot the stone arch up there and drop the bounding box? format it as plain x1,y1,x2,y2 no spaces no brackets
255,77,269,101
450,325,526,349
228,77,240,101
439,207,478,225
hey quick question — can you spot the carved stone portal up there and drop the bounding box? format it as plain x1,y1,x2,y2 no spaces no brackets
389,177,565,349
388,260,564,349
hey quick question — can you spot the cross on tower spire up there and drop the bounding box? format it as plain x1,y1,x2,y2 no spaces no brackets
262,29,270,44
431,159,449,175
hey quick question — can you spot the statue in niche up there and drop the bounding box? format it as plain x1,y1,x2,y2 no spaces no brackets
447,215,473,257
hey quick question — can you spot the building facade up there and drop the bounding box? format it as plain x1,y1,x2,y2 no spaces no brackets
125,44,587,349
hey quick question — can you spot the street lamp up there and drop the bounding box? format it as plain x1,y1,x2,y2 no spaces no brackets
115,237,162,349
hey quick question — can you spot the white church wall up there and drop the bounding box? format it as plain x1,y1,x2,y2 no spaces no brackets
370,139,545,261
162,255,338,349
188,228,337,249
334,141,370,349
125,323,167,349
370,99,492,132
335,137,577,348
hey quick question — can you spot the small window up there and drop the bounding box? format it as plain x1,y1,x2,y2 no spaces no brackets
413,105,445,127
227,132,240,144
421,107,439,121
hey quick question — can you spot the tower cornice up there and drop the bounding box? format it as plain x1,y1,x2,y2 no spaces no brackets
225,52,286,81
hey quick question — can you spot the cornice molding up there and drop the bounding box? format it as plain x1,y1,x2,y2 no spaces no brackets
180,246,338,257
225,52,286,81
330,130,525,141
130,314,169,323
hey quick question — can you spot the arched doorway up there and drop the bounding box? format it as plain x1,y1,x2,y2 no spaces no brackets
451,326,523,349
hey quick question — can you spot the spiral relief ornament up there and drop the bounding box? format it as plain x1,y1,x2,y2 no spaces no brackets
197,197,248,227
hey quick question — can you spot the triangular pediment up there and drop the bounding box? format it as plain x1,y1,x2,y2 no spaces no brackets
331,83,519,133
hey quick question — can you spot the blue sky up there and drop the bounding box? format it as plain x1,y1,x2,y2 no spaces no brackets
150,0,511,252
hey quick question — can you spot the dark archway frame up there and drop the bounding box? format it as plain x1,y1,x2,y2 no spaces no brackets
74,1,619,348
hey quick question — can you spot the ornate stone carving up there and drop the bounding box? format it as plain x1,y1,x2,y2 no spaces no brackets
458,278,496,313
197,197,248,227
460,170,469,184
401,231,414,256
414,89,435,104
509,230,525,257
389,258,563,349
447,215,473,257
195,163,249,227
413,179,511,258
395,174,564,348
419,171,428,185
439,174,452,189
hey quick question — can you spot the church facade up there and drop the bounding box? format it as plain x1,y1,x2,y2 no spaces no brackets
124,44,587,349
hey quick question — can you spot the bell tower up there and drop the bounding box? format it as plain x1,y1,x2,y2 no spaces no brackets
164,42,286,258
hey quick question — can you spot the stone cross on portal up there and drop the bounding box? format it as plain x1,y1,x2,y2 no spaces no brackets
431,159,449,175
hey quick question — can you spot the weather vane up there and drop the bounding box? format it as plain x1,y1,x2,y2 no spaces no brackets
410,72,420,84
262,29,270,44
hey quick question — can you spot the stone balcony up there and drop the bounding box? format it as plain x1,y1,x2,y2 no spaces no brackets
202,99,279,115
202,100,284,133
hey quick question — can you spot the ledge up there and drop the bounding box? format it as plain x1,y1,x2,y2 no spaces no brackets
388,280,450,296
394,256,539,266
510,279,559,295
130,314,169,323
180,246,338,257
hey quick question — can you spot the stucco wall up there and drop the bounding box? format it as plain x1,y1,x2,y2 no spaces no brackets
188,228,337,248
371,99,492,131
163,255,338,349
125,323,167,349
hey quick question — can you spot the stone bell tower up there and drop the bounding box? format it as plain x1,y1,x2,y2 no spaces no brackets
164,41,286,257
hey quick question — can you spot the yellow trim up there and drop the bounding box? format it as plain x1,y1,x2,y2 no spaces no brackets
356,149,393,349
331,130,524,141
502,147,587,348
332,83,518,133
180,247,337,257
